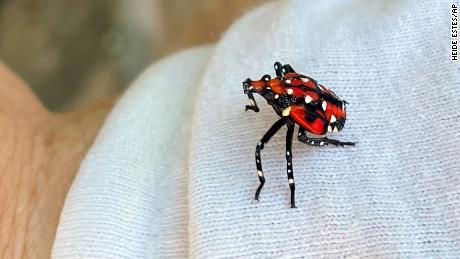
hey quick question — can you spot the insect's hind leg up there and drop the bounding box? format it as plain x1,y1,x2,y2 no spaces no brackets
286,123,296,208
254,118,287,201
298,127,355,147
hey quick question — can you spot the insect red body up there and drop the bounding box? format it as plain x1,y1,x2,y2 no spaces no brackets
243,62,355,208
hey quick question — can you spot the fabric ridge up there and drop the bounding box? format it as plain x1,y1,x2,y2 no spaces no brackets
53,46,213,258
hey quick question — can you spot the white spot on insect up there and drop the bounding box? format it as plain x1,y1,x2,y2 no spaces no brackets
330,115,337,123
333,126,339,133
275,94,279,99
288,169,291,173
250,99,255,106
287,88,293,95
258,141,262,146
328,125,333,132
289,179,294,184
298,133,301,136
282,106,291,117
320,141,324,146
286,151,290,155
256,159,260,163
322,101,327,111
285,79,292,84
257,170,264,177
266,87,271,90
249,86,253,90
305,95,313,103
301,77,309,83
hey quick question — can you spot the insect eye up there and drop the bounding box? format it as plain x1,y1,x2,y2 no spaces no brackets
262,75,271,81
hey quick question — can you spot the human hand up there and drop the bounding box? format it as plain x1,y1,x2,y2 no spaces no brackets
0,63,114,258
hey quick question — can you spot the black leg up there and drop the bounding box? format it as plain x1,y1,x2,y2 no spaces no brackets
282,64,296,74
245,92,260,112
298,127,355,147
274,62,283,78
254,118,287,201
286,124,296,208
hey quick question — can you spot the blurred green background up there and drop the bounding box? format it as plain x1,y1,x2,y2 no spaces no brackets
0,0,262,110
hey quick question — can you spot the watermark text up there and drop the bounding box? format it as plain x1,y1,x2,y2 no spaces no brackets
452,3,458,61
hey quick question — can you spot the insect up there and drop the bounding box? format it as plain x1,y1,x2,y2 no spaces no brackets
243,62,355,208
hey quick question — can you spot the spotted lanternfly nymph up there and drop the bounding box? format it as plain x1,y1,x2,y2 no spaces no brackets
243,62,355,208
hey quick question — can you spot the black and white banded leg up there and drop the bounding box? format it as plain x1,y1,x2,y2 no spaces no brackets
298,127,355,147
254,118,287,201
285,123,296,208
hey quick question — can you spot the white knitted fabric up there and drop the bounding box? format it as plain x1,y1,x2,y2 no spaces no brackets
53,0,460,258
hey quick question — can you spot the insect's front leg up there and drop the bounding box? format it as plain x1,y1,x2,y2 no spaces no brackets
245,92,260,112
298,127,355,147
